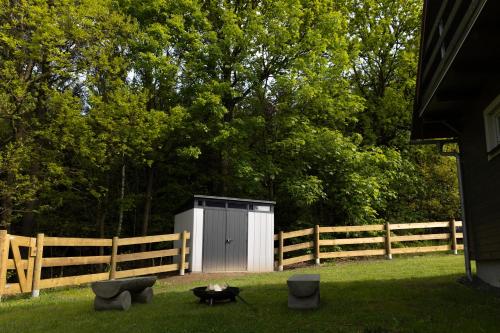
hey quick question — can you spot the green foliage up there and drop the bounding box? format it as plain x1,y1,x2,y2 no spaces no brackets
347,0,420,146
0,0,459,236
345,0,459,223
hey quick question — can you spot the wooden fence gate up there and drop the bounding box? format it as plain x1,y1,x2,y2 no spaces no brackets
0,232,37,295
9,235,36,293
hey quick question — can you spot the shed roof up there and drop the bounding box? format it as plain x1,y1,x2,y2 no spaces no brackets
193,195,275,205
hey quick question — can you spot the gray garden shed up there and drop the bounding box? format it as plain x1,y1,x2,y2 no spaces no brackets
174,195,275,273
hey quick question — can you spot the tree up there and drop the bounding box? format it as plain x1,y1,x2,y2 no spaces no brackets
0,0,96,231
347,0,420,147
346,0,460,222
155,0,406,227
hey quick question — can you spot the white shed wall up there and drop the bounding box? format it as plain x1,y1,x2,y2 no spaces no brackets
174,208,204,272
192,208,204,272
247,212,274,272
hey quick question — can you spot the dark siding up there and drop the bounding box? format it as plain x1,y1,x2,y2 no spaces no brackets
461,82,500,261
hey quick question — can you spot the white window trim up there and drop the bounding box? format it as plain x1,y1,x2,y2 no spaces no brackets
254,205,270,212
483,95,500,154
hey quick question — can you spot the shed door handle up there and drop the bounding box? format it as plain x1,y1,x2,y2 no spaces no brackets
226,239,233,244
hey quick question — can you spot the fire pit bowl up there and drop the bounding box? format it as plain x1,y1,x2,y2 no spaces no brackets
192,286,240,306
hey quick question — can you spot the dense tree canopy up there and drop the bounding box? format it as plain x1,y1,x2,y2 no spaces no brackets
0,0,459,237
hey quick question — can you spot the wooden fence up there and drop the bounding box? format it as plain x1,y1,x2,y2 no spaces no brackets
0,219,464,297
275,220,463,270
0,230,190,298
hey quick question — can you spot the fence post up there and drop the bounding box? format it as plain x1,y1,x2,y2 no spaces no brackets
385,223,392,260
314,225,320,265
278,231,284,271
179,230,187,276
450,218,458,255
0,230,9,301
109,237,118,280
31,233,44,298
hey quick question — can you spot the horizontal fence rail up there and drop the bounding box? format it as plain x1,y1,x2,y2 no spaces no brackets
0,230,190,298
275,220,464,270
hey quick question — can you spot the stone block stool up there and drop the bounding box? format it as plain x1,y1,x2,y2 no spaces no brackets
287,274,320,309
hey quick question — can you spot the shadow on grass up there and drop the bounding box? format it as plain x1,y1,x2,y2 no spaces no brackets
1,274,500,333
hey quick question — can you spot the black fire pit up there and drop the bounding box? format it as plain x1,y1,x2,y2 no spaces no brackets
192,286,240,306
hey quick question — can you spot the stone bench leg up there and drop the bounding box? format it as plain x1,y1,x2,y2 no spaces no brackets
94,290,131,311
131,287,154,304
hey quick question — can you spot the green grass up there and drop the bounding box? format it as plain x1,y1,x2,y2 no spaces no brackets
1,254,499,333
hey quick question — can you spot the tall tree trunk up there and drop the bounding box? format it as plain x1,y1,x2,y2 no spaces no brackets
97,202,107,272
140,166,154,252
116,160,126,237
98,207,107,240
21,200,37,236
1,195,12,230
268,178,274,200
1,172,14,230
221,152,229,195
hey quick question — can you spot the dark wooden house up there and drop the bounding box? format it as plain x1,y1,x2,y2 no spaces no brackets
413,0,500,286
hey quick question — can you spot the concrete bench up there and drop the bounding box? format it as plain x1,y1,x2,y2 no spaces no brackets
287,274,320,309
91,276,156,311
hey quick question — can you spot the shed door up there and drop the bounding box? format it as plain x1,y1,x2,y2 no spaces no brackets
225,210,248,271
202,209,227,272
202,208,247,272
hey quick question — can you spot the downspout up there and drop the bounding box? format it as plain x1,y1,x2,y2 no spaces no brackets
439,142,473,281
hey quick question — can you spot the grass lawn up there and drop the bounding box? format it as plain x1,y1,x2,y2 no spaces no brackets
1,254,499,333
